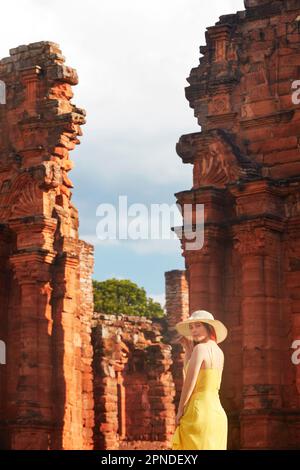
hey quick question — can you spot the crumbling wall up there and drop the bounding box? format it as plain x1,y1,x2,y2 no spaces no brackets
92,313,175,450
0,42,94,450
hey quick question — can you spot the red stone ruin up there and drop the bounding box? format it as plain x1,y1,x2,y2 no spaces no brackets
1,0,300,451
173,0,300,449
0,42,94,450
92,313,175,450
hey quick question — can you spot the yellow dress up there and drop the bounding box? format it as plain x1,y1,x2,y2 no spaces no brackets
171,363,228,450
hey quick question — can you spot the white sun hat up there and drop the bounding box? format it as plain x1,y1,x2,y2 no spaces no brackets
175,309,228,344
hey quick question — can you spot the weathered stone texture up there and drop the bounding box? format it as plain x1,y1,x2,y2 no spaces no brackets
173,0,300,449
0,42,94,450
164,270,189,409
78,241,95,449
92,313,175,450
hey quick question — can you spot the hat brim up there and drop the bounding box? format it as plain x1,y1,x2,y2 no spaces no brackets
175,318,228,344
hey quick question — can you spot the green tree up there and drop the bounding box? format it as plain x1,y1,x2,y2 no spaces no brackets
93,278,165,319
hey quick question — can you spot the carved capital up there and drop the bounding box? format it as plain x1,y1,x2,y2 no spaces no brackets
9,216,57,252
229,180,285,219
232,223,280,256
9,251,56,284
176,129,261,189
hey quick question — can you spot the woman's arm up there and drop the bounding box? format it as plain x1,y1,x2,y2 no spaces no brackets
183,347,192,379
177,344,205,414
181,338,194,365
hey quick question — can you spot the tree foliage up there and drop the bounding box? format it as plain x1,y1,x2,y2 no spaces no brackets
93,278,165,319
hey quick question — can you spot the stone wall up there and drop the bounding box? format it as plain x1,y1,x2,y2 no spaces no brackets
173,0,300,449
92,313,175,450
78,241,95,449
0,42,94,450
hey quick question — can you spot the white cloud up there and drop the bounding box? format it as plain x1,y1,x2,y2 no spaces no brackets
80,235,121,247
1,0,245,295
0,0,245,187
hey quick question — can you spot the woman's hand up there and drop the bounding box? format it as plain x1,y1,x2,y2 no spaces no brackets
176,336,194,366
174,334,194,353
181,336,194,355
175,408,184,427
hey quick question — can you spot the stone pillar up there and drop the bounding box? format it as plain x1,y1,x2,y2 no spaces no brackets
232,218,286,449
165,270,189,409
0,225,11,449
184,230,225,317
51,249,82,450
9,250,55,449
173,186,228,317
283,216,300,448
165,270,189,329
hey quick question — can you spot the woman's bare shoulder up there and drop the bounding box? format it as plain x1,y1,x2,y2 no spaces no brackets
194,340,217,348
193,342,207,349
192,342,208,354
206,341,224,361
215,342,224,356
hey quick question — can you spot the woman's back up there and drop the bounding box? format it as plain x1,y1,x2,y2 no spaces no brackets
184,340,225,393
172,339,228,450
200,339,224,370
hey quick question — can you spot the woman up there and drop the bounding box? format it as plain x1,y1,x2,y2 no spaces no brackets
170,310,228,450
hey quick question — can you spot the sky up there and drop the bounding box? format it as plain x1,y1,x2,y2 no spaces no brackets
1,0,245,310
